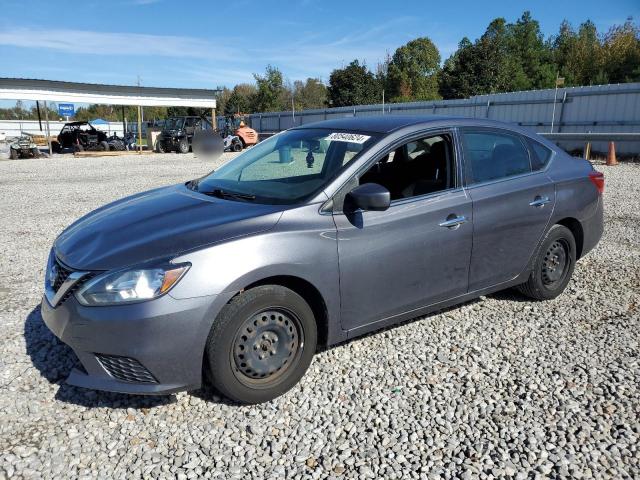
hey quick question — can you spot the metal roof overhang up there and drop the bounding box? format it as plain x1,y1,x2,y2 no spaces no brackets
0,78,216,108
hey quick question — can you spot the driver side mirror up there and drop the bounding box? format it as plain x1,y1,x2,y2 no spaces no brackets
345,183,391,212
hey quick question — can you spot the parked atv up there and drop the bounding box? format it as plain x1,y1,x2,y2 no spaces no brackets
9,134,40,159
54,121,109,153
157,116,212,154
223,134,243,152
106,134,126,151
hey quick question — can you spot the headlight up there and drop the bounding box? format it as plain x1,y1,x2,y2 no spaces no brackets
75,263,189,306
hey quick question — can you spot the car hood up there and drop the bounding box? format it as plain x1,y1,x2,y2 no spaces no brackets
54,184,284,271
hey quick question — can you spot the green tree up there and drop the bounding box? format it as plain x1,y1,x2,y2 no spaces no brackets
386,37,441,102
251,65,286,112
552,20,607,85
213,86,231,116
292,78,328,109
508,11,555,90
438,38,475,99
439,19,515,98
327,60,379,107
225,83,257,115
602,18,640,83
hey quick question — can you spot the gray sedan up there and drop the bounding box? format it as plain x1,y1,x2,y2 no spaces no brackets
41,116,604,404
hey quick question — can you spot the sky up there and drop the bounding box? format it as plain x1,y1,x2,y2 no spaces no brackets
0,0,638,93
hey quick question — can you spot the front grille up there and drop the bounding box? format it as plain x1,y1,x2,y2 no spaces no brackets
95,354,158,384
50,258,93,305
53,259,72,291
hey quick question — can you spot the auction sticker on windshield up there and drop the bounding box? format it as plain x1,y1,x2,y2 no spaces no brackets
326,132,371,144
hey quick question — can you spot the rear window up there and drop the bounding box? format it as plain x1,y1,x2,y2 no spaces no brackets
528,139,553,170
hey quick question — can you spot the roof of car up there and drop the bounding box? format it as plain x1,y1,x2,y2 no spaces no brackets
293,115,518,134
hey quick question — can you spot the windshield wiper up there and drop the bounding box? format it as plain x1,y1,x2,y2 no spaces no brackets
201,188,256,201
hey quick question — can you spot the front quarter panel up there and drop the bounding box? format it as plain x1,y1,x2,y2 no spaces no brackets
170,202,343,343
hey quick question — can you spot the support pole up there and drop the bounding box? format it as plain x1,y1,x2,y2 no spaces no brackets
137,105,142,153
36,101,43,131
43,100,52,155
550,86,558,133
122,106,126,137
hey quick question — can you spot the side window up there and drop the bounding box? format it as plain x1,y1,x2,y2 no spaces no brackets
358,134,454,201
528,139,553,171
461,130,531,184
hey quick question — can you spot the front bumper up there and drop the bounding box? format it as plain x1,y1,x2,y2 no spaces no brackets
41,291,222,395
159,135,185,148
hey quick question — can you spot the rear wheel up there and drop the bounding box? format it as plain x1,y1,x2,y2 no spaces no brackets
205,285,317,404
178,139,190,154
31,147,40,158
9,148,18,160
516,224,576,300
100,141,109,151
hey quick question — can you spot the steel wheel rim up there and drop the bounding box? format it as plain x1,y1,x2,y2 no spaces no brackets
542,239,569,286
231,308,304,387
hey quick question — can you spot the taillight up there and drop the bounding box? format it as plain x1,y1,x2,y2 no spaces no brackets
588,170,604,194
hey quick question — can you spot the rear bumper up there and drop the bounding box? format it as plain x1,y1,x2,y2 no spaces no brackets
580,194,604,258
40,292,222,395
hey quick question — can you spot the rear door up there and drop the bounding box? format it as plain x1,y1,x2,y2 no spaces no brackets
459,128,556,291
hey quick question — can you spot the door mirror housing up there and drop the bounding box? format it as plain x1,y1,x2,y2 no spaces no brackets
345,183,391,212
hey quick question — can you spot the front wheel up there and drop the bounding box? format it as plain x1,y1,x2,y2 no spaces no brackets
516,224,576,300
205,285,317,404
178,139,190,154
232,141,242,152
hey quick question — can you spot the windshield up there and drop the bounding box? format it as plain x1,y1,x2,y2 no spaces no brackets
192,128,379,204
164,117,185,130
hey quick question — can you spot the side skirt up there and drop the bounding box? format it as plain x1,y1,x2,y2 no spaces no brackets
344,272,530,341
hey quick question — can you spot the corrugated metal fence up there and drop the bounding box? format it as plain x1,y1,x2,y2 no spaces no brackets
234,82,640,154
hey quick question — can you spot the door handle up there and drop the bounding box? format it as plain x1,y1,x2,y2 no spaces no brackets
439,215,467,229
529,196,551,208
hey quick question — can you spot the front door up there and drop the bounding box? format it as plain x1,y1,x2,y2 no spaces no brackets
333,131,473,332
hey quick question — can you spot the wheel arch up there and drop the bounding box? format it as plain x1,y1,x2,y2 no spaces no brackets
556,217,584,259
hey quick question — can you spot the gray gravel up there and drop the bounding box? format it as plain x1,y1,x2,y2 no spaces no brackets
0,152,639,479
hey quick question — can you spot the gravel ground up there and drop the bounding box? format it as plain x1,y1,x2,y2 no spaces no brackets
0,151,639,479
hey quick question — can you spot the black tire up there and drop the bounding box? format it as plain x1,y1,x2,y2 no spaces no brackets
156,139,166,153
516,224,576,300
9,149,18,160
31,147,40,158
205,285,317,404
178,139,190,154
100,141,109,151
232,141,242,152
74,143,84,152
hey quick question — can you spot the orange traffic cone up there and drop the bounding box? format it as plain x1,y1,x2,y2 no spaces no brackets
607,141,618,166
